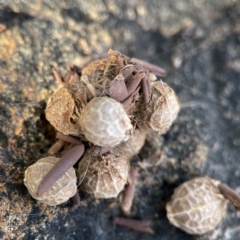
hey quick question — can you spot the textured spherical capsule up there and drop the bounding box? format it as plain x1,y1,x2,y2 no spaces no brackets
166,177,228,235
24,157,77,206
78,149,129,198
45,86,82,136
136,81,180,134
79,97,133,147
112,129,146,159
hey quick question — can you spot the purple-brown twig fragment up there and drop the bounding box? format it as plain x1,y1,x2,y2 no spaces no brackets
109,74,128,102
56,132,83,145
121,169,139,214
72,73,80,83
71,191,81,207
113,217,154,234
58,144,75,157
125,71,145,97
52,68,64,84
37,144,85,196
120,66,135,79
92,146,112,156
141,76,151,104
63,70,74,83
48,139,66,155
219,183,240,209
121,86,140,110
130,58,166,77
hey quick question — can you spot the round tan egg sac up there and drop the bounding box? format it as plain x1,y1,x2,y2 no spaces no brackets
136,81,180,134
78,149,129,198
24,157,77,206
112,129,146,159
79,97,133,147
166,177,228,235
45,86,82,136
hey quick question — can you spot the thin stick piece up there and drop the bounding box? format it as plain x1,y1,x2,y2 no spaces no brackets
121,169,139,215
71,73,79,83
37,144,85,196
48,139,65,155
71,192,81,207
58,144,74,157
130,58,166,77
56,132,83,145
125,71,145,97
120,66,135,79
113,217,154,234
63,71,74,83
121,86,140,110
52,68,64,84
219,183,240,209
141,76,151,104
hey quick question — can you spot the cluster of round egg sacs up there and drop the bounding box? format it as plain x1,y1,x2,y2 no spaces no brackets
24,54,180,206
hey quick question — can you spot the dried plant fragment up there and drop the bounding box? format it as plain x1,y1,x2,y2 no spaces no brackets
218,183,240,210
37,143,84,196
78,149,129,198
121,169,139,215
24,157,77,206
113,217,154,234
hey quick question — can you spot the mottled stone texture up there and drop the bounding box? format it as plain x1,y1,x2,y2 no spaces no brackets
0,0,240,240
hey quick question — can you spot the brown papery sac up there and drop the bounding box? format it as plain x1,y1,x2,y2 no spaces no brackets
45,86,82,136
136,81,180,134
166,177,228,235
24,157,77,206
78,148,129,198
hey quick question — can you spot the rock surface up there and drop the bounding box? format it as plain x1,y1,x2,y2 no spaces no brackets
0,0,240,239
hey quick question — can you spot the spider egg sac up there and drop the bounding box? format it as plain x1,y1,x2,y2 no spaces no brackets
78,149,129,198
45,86,82,136
24,157,77,206
166,176,228,235
112,129,146,159
79,96,133,147
136,81,180,134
